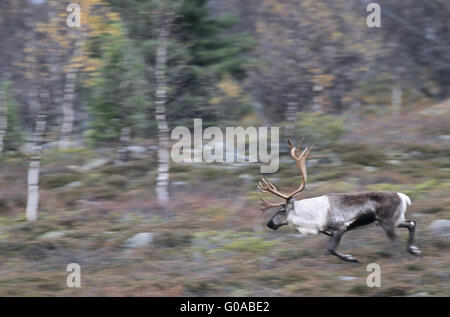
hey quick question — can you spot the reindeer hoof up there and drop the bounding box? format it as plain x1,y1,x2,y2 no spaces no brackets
408,245,421,256
343,255,359,263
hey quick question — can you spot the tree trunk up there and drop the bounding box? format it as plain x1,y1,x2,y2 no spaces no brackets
59,31,86,149
155,24,172,212
0,84,7,156
392,86,402,115
26,112,46,222
115,127,131,165
284,90,298,152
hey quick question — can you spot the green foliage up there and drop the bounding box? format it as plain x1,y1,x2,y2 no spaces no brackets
1,79,22,151
154,232,193,248
86,23,148,144
223,237,278,252
339,145,387,167
41,173,82,189
294,112,345,148
107,0,255,129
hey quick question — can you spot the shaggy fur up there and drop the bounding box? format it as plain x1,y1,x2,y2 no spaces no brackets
267,191,420,263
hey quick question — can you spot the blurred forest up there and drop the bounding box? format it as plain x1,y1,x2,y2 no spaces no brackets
0,0,449,296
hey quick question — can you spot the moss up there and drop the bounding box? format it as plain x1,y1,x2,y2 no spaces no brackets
374,286,409,296
340,145,387,167
348,284,369,295
171,163,192,173
105,174,128,187
365,183,405,192
42,147,94,164
154,232,193,248
58,188,84,206
294,112,346,148
415,180,438,192
406,264,424,271
195,167,223,181
101,160,155,177
310,170,347,182
41,173,82,189
223,237,278,252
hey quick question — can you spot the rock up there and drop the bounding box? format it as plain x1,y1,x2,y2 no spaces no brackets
408,292,430,297
38,231,66,240
19,142,34,154
172,181,188,186
363,166,379,173
437,135,450,141
419,100,450,117
238,174,253,181
123,232,154,248
63,181,82,189
79,158,110,172
147,145,159,151
429,219,450,240
125,146,147,153
308,181,325,189
42,141,59,150
409,151,422,157
387,160,402,166
338,276,358,281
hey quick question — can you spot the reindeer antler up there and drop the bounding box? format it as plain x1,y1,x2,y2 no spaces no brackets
287,138,313,199
259,197,285,211
258,139,313,203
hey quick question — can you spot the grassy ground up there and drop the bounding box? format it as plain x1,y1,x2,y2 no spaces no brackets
0,108,449,296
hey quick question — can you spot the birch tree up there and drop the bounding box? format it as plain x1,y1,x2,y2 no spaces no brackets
23,0,51,221
26,113,46,221
154,22,172,210
59,27,87,149
0,83,6,156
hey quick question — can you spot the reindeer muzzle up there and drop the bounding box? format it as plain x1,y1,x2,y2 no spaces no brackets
267,219,278,230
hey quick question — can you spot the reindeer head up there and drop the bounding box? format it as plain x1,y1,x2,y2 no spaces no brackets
258,139,313,230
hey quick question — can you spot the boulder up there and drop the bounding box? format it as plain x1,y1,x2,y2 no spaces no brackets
123,232,154,249
125,146,147,153
38,231,66,240
79,158,110,172
429,219,450,240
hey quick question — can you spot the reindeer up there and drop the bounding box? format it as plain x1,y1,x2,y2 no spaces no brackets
258,139,421,263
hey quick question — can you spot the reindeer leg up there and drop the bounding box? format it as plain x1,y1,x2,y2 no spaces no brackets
325,229,359,263
398,219,421,256
379,220,397,241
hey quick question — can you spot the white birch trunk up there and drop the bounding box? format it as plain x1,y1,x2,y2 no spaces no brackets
0,85,7,156
59,32,86,150
24,2,47,221
392,86,402,115
155,25,172,208
312,84,324,112
284,90,298,151
26,113,46,222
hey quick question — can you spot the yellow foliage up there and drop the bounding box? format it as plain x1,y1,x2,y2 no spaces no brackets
217,74,241,98
314,74,335,88
209,97,222,105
